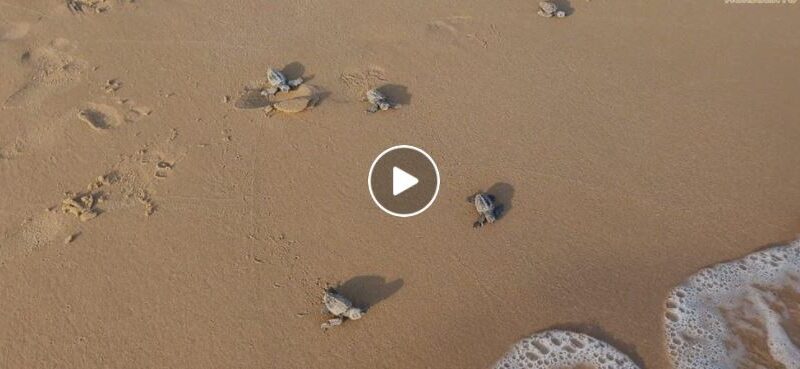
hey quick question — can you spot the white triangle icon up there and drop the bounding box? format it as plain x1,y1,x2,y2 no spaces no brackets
392,167,419,196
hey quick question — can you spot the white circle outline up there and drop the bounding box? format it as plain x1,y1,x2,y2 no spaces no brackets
368,145,440,218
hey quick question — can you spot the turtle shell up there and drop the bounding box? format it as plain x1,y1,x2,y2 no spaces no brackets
366,89,387,105
474,193,495,213
539,1,558,15
323,290,353,316
267,68,287,87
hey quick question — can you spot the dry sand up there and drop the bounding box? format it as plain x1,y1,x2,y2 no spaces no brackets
1,1,799,368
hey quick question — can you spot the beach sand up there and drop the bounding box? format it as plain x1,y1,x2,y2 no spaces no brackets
1,1,799,368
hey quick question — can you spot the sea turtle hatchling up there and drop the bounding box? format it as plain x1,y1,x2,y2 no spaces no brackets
67,0,109,13
538,1,566,18
321,288,364,329
470,192,498,228
364,88,399,113
262,67,304,96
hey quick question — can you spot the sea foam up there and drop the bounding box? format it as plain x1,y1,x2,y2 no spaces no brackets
493,330,641,369
664,239,800,369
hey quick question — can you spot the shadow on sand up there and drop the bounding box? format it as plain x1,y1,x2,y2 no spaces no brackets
487,182,514,220
335,275,404,311
282,61,315,82
551,0,574,16
375,84,412,105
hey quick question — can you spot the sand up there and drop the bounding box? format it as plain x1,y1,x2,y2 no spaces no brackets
1,1,799,368
664,240,800,369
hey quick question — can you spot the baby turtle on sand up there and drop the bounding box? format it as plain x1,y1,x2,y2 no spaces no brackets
538,1,566,18
364,89,400,113
262,67,304,96
67,0,109,13
321,288,364,329
469,192,498,228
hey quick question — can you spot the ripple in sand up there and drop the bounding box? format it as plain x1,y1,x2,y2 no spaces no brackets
493,330,640,369
664,239,800,369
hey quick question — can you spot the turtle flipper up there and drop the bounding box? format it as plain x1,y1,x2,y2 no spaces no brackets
288,78,304,87
493,204,504,219
321,317,343,330
473,214,487,228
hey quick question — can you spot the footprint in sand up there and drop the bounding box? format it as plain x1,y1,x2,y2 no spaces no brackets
78,103,122,131
99,81,153,122
55,159,166,224
4,40,87,108
0,21,30,41
427,16,500,49
107,137,189,216
0,172,118,261
123,104,152,123
0,210,70,262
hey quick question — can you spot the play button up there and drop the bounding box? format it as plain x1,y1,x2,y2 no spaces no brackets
392,167,418,196
369,145,440,217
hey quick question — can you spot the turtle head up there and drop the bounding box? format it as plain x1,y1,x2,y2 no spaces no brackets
344,307,363,320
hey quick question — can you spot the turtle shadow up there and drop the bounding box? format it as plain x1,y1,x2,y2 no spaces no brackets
234,62,328,109
544,322,647,369
335,275,404,311
376,84,412,106
551,0,574,16
282,61,314,83
487,182,514,220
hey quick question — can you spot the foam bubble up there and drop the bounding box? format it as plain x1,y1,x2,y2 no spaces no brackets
664,239,800,369
493,330,641,369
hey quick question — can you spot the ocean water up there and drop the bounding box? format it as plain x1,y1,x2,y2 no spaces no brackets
493,239,800,369
664,239,800,369
493,330,640,369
